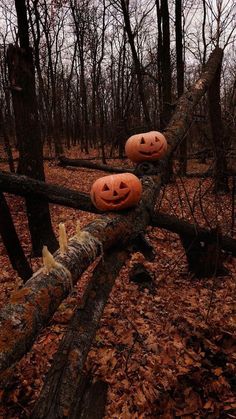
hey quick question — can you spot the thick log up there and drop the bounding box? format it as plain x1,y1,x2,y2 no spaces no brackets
0,171,99,213
151,212,236,256
0,177,157,377
163,47,223,153
58,156,133,174
32,248,128,419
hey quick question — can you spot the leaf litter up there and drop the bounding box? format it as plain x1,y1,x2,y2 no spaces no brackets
0,154,235,418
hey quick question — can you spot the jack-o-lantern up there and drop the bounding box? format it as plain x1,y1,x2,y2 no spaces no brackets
90,173,142,211
125,131,167,163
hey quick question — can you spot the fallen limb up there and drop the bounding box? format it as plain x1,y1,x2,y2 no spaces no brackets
58,156,133,174
0,177,156,376
163,47,223,152
151,212,236,256
0,170,99,213
32,248,128,419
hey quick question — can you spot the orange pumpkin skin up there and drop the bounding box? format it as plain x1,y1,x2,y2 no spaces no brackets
90,173,142,211
125,131,167,163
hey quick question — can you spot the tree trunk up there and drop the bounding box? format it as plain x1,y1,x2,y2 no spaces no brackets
161,0,172,129
208,49,229,193
163,48,223,154
0,170,98,213
120,0,151,128
157,0,173,182
0,192,32,281
176,0,187,175
32,249,128,419
0,106,15,173
156,0,163,128
7,0,58,255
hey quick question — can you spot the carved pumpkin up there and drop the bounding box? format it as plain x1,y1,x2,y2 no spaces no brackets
125,131,167,163
90,173,142,211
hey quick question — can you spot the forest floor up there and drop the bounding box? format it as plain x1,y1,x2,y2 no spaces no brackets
0,148,235,418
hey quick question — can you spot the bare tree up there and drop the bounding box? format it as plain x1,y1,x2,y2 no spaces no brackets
7,0,57,255
112,0,152,129
176,0,186,175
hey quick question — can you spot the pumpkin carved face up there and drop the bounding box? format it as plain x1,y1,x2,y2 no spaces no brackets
125,131,167,163
90,173,142,211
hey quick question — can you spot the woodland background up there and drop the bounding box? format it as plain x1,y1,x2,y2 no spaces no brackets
0,0,235,163
0,0,235,418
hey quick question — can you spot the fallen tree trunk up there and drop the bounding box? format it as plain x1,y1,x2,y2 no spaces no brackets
163,47,223,153
58,156,133,174
151,212,236,256
0,171,99,213
0,47,223,379
0,177,156,377
32,248,129,419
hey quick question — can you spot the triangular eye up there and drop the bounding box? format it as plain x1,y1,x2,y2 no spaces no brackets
155,136,159,142
102,183,110,191
140,137,145,144
120,181,128,189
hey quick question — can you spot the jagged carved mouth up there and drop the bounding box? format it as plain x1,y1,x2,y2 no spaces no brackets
101,191,130,205
139,143,164,156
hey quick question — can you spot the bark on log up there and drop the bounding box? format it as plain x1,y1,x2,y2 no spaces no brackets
58,156,133,174
0,171,99,213
163,47,223,154
151,212,236,256
32,248,129,419
0,177,157,377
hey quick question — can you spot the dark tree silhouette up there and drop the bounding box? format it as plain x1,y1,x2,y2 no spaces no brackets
7,0,58,255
